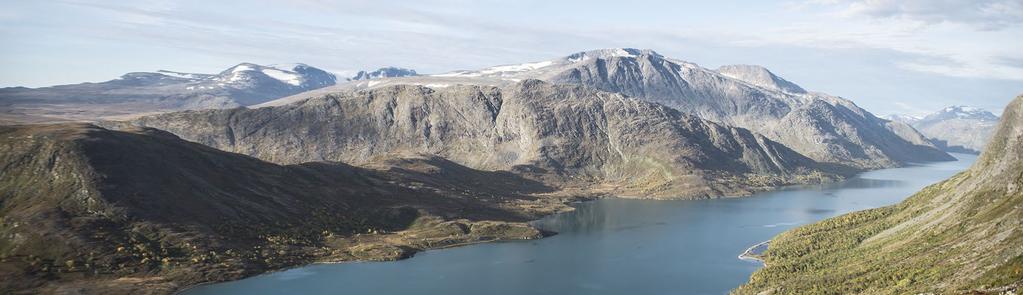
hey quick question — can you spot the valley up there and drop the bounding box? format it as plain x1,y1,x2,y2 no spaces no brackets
1,48,1014,294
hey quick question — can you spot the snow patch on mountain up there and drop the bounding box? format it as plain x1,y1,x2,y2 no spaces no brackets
156,70,210,79
350,67,417,81
480,61,554,74
261,68,303,86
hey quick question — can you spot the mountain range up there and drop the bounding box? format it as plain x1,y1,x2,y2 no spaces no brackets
738,95,1023,294
1,48,952,170
0,64,420,124
0,63,336,123
263,48,952,169
886,106,1000,154
119,80,843,199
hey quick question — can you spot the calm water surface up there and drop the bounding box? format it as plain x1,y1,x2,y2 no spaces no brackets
183,154,975,295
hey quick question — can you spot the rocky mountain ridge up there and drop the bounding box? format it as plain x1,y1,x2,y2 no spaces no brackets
123,80,846,199
264,48,952,169
0,63,337,123
349,67,418,81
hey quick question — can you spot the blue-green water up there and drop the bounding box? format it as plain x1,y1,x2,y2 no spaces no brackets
182,154,975,295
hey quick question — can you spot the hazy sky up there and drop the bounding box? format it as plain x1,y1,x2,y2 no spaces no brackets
2,0,1021,115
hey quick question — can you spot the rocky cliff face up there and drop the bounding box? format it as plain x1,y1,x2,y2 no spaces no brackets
0,123,560,294
280,48,950,169
125,80,843,199
737,95,1023,294
0,63,337,123
537,49,952,168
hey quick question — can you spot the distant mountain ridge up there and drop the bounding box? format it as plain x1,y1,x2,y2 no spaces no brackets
887,105,1000,154
350,67,418,81
0,63,337,123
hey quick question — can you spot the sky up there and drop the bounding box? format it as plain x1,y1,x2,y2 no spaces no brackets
1,0,1021,116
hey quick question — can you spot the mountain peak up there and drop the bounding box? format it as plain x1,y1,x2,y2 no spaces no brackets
924,105,999,122
567,48,661,61
715,64,806,94
268,63,310,71
211,63,335,87
350,67,418,81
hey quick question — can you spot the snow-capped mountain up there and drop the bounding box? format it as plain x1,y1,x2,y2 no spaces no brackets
0,63,337,122
429,48,950,168
350,67,417,81
894,106,1001,154
919,105,999,122
882,114,922,125
257,48,951,169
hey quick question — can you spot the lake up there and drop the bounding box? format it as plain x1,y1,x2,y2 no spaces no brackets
182,153,976,295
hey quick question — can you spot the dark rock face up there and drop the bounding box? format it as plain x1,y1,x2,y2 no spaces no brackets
0,63,337,123
126,80,844,199
738,95,1023,294
538,49,952,168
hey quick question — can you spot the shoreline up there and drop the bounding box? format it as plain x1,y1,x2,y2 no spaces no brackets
172,197,590,295
738,240,770,264
169,160,935,295
172,233,558,295
170,177,850,295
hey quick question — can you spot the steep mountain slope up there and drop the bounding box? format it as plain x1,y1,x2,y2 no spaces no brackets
0,123,562,294
716,64,806,94
910,106,999,154
124,80,844,199
736,95,1023,294
536,49,951,168
350,67,418,81
263,48,950,169
0,63,336,123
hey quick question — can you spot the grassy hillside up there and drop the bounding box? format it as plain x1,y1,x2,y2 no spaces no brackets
0,124,568,294
735,95,1023,294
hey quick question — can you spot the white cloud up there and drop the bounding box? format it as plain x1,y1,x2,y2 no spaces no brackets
840,0,1023,31
734,1,1023,80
